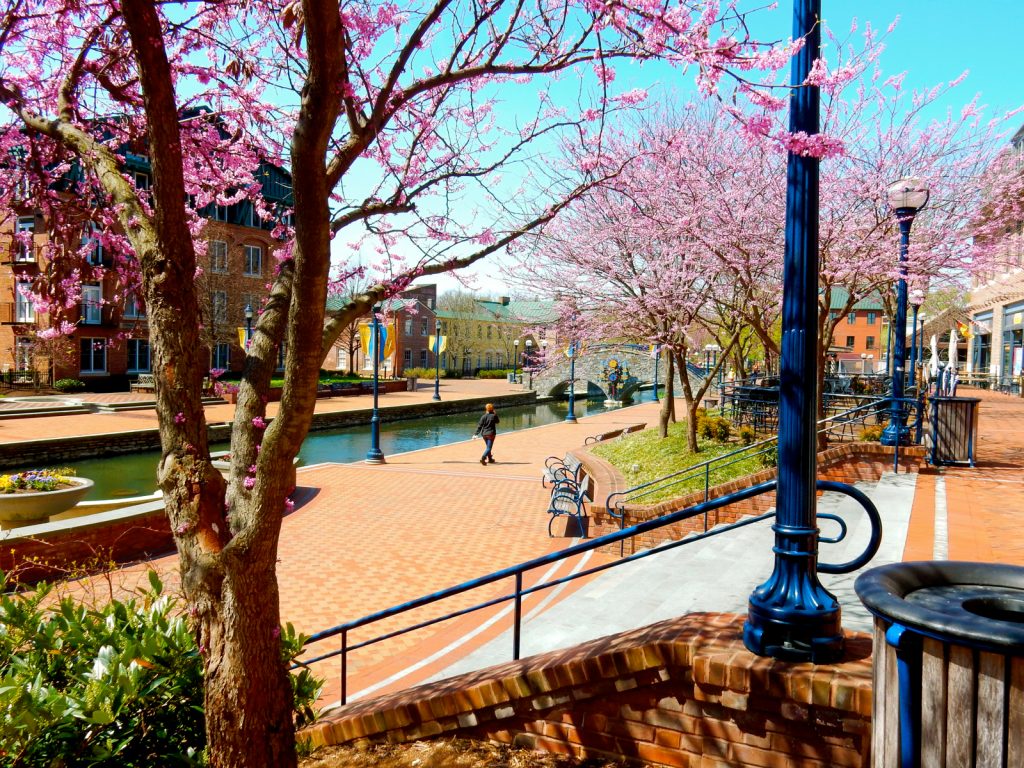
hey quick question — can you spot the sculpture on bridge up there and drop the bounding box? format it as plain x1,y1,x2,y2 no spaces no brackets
602,358,632,403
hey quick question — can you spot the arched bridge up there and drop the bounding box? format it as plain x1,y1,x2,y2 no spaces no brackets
525,344,706,402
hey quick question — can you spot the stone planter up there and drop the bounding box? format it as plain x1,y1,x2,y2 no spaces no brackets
0,478,95,526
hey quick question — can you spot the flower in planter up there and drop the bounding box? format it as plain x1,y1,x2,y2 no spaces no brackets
0,468,77,494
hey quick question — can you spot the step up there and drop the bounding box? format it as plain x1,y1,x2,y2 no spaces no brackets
0,406,93,419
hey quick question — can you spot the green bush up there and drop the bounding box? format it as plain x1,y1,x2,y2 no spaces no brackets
859,424,885,442
400,367,436,379
698,416,731,442
54,378,86,393
477,369,512,379
738,426,756,445
0,571,322,766
712,417,731,441
759,447,778,468
443,369,464,379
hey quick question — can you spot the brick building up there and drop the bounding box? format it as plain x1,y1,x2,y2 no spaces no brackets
0,153,290,390
826,289,889,373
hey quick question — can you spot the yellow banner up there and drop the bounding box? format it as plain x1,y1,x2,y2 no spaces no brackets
360,322,396,360
428,334,447,355
237,327,247,347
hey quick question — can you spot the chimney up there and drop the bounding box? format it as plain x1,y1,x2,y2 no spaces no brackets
499,296,510,305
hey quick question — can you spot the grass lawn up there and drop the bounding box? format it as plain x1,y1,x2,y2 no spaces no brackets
590,419,771,504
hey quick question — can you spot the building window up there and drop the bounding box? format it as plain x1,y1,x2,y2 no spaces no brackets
123,292,145,319
243,245,262,276
404,349,412,367
404,318,413,335
16,217,35,261
210,203,229,222
15,285,34,322
421,320,428,336
82,222,104,265
15,337,32,371
829,311,839,322
212,342,231,370
486,352,493,368
420,349,428,367
210,240,228,273
134,171,150,191
477,326,482,339
80,338,107,373
487,326,493,339
866,336,875,349
496,353,504,368
212,291,228,324
847,312,856,324
82,284,102,324
846,335,856,348
867,312,877,325
126,339,151,372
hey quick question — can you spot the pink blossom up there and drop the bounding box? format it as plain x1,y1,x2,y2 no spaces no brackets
175,412,186,424
252,416,267,429
244,477,256,489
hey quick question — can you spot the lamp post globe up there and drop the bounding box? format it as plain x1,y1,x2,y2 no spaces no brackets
881,177,929,447
433,319,442,401
365,305,386,464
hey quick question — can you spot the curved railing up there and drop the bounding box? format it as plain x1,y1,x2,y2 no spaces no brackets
295,478,882,705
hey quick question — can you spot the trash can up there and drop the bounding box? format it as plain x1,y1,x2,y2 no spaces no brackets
405,376,418,391
855,562,1024,768
929,396,980,466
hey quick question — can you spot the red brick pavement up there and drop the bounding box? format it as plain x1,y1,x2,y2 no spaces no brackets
31,384,658,702
903,388,1024,565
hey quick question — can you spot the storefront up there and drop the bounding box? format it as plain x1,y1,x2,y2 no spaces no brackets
971,310,993,374
1000,301,1024,388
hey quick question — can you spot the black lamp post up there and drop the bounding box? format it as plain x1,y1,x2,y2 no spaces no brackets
908,290,925,390
566,342,578,423
917,312,926,377
244,303,253,346
513,339,519,383
743,0,844,663
433,319,442,402
365,305,385,464
525,339,534,389
881,177,929,447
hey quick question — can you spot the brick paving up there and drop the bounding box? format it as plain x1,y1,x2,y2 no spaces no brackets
902,388,1024,566
14,379,659,702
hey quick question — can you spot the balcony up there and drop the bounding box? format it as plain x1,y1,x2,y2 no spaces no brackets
0,245,41,267
78,301,116,327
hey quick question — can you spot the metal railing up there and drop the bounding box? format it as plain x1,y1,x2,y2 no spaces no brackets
295,478,882,706
604,396,895,523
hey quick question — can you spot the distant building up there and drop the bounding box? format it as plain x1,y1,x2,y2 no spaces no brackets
964,123,1024,387
826,289,889,373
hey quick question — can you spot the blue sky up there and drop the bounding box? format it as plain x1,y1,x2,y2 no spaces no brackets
427,1,1024,298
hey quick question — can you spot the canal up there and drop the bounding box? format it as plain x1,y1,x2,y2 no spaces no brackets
49,393,655,500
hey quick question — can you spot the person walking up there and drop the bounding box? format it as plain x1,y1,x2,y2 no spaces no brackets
473,403,499,465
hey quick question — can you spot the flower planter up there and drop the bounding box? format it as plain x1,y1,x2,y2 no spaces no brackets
0,478,94,526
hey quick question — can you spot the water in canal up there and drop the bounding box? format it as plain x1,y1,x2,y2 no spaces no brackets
46,392,656,500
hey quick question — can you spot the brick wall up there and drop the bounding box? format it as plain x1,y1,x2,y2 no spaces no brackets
304,613,873,768
583,443,926,555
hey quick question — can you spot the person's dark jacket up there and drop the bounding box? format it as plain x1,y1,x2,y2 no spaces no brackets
474,412,499,437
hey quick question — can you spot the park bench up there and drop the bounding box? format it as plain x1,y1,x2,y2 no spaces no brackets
583,422,646,445
130,373,156,393
542,452,584,489
547,473,592,537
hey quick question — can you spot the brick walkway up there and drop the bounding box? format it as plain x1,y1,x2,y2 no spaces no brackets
902,388,1024,565
21,381,660,703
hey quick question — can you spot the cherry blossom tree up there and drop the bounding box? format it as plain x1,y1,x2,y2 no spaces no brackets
0,0,785,763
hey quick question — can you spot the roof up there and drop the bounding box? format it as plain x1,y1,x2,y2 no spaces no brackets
826,288,885,312
434,298,557,324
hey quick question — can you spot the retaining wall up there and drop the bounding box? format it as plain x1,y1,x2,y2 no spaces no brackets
303,612,874,768
0,391,536,468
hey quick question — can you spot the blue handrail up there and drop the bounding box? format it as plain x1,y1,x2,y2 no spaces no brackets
603,396,892,521
296,478,882,705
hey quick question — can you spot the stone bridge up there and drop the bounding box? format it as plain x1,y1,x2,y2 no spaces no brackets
524,344,706,402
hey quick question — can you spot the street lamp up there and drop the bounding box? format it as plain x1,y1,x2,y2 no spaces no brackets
513,339,519,383
365,305,385,464
908,290,925,390
917,312,926,380
881,177,929,447
525,339,533,389
244,303,253,346
565,341,578,423
652,345,660,401
432,319,442,402
743,0,844,664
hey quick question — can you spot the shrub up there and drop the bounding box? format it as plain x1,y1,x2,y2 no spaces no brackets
478,369,512,379
738,426,756,445
859,424,885,442
400,367,435,379
698,416,714,440
712,417,731,441
443,369,464,379
54,378,86,393
759,447,779,468
0,571,323,766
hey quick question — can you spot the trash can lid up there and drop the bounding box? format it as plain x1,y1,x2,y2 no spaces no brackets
855,561,1024,652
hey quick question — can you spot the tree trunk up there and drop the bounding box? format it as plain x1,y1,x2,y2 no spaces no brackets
659,352,674,438
673,350,699,453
